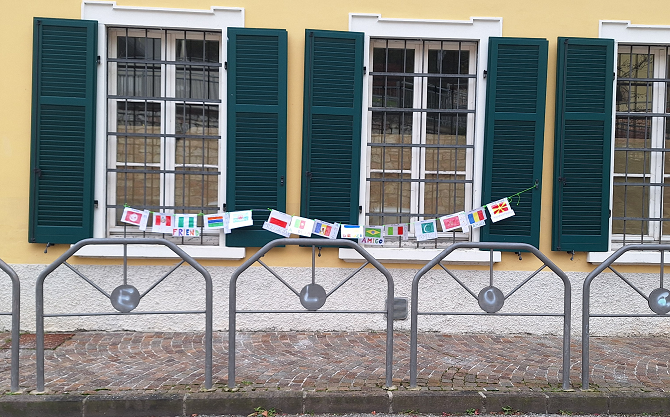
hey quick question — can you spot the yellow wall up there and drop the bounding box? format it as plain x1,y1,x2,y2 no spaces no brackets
3,0,670,272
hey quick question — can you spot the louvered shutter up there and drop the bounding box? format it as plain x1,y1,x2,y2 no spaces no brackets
552,38,614,252
481,38,548,248
29,18,97,244
300,30,364,225
226,28,287,247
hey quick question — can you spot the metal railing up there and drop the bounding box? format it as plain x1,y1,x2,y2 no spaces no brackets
35,238,213,392
228,238,395,388
410,242,572,390
0,258,20,392
582,244,670,389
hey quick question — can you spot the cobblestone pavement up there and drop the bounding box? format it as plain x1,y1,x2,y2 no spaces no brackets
0,331,669,394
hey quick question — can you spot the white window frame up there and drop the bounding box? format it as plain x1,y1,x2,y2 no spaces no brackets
76,1,246,259
341,13,502,264
589,20,670,264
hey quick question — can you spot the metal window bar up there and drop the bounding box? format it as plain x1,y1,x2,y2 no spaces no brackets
615,45,670,245
410,242,572,390
228,238,395,389
106,27,222,245
35,238,213,392
367,39,476,249
582,244,670,389
0,258,20,392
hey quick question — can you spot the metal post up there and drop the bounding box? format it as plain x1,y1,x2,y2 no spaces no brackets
0,259,20,392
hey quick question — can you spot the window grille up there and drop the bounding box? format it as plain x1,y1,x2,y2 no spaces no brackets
614,45,670,245
106,28,222,245
367,39,477,247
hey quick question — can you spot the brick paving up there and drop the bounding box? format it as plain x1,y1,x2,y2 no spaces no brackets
0,331,669,394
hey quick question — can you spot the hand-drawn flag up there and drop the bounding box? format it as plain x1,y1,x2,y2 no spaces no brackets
263,210,292,237
312,220,340,239
229,210,253,229
121,207,150,231
415,219,438,241
364,226,383,238
152,213,174,233
439,212,468,233
341,224,364,239
466,208,487,228
359,226,384,245
175,214,198,229
204,213,228,230
487,198,516,223
384,224,409,240
288,216,315,237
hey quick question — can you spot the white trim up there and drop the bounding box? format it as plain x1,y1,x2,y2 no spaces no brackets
82,2,243,246
587,250,667,265
73,243,245,259
339,247,501,264
600,20,670,44
350,14,502,242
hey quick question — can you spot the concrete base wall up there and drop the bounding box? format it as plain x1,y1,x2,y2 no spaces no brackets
0,263,667,336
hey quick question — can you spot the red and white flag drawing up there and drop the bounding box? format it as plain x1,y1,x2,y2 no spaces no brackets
262,210,292,237
121,207,150,231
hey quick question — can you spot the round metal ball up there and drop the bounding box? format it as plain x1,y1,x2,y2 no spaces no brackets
110,285,140,313
300,283,327,311
478,286,504,313
648,288,670,315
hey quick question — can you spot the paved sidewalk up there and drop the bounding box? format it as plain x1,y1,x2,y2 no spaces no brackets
0,331,668,394
1,331,670,416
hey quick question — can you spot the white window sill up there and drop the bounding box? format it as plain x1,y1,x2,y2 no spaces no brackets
587,251,668,265
73,244,246,260
338,247,501,264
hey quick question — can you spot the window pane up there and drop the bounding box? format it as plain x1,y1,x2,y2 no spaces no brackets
174,168,219,212
428,48,470,75
371,47,414,108
176,39,220,100
175,104,219,136
116,102,162,164
424,175,466,220
115,36,161,98
115,170,160,225
368,172,411,226
612,177,650,235
617,51,654,113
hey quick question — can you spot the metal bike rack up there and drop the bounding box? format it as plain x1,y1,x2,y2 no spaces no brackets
0,258,20,392
410,242,572,390
228,238,395,388
582,244,670,389
35,238,213,392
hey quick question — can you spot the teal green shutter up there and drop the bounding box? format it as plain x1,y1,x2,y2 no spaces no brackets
301,29,364,225
481,38,548,248
29,18,97,244
226,28,287,247
552,38,614,252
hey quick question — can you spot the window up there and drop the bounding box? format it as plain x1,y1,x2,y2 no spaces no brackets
107,28,222,245
366,39,477,246
613,45,670,245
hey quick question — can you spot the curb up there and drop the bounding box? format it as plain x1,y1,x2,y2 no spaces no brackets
1,390,670,416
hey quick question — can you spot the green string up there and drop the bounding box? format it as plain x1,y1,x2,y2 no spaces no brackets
506,182,538,205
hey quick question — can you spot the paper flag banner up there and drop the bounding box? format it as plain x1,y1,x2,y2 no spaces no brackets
341,224,364,239
415,219,438,241
359,226,384,245
466,207,487,228
439,212,468,233
487,198,516,223
175,214,198,229
312,219,340,239
121,207,150,231
229,210,253,229
263,210,292,237
384,223,409,240
204,213,229,230
288,216,315,237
